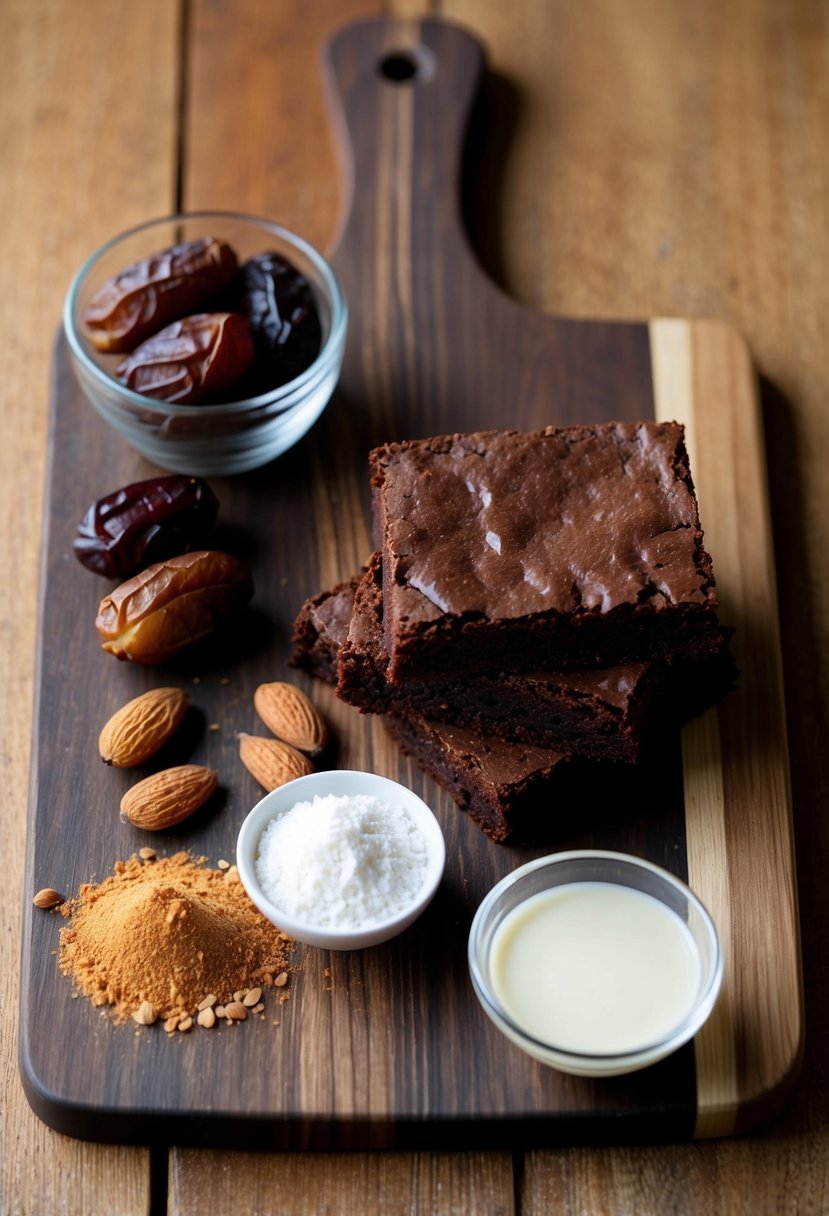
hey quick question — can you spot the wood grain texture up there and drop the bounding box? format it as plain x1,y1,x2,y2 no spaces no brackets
651,318,802,1136
19,4,797,1154
5,0,829,1212
0,1,178,1212
170,1150,516,1216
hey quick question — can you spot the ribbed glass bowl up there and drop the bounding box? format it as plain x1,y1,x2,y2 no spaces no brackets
63,211,347,476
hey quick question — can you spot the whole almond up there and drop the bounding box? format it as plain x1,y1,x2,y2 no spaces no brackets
238,733,313,791
33,887,63,910
253,682,327,755
224,1001,248,1021
99,687,189,766
120,764,218,830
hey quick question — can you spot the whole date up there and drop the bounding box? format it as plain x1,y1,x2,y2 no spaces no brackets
84,236,239,353
239,252,323,388
115,312,256,403
95,550,254,664
74,475,219,578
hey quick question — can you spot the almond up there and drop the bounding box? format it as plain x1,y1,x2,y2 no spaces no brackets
253,682,327,755
120,764,218,830
99,687,190,766
33,887,63,910
238,733,313,791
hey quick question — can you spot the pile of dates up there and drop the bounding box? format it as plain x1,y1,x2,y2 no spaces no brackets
75,473,253,664
84,236,322,404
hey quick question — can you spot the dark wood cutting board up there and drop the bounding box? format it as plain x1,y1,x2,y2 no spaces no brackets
20,15,802,1146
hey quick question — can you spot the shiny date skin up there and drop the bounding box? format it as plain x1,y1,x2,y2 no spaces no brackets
74,475,220,578
95,550,254,664
235,252,323,390
84,236,239,354
115,312,256,404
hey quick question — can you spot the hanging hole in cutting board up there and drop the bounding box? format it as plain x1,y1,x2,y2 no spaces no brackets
378,47,436,85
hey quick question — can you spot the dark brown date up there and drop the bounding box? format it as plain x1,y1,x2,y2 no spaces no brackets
115,312,256,403
74,475,219,578
84,236,238,353
238,252,322,389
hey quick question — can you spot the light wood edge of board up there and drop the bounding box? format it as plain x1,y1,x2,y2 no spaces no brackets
649,317,804,1137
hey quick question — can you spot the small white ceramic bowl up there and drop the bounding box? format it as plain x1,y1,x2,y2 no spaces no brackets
468,850,723,1078
63,210,347,476
236,770,446,950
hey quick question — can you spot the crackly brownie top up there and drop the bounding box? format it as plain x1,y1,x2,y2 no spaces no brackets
370,422,714,625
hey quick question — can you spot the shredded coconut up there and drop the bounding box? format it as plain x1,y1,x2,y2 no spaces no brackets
255,792,429,928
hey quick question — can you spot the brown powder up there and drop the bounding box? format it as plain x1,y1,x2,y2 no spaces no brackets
59,851,292,1023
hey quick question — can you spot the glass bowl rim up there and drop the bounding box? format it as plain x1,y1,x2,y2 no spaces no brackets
467,848,724,1066
63,208,348,418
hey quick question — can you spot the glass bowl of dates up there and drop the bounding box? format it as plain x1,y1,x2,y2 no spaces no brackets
63,211,347,476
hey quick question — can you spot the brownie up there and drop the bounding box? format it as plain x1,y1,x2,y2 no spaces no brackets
369,422,725,683
292,578,571,842
291,575,359,684
336,551,666,765
383,712,570,843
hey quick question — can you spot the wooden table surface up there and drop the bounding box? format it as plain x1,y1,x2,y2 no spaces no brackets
2,1,827,1212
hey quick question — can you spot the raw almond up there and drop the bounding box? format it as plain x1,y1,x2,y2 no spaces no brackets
33,887,63,910
99,687,190,766
120,764,218,830
253,682,327,755
238,733,313,791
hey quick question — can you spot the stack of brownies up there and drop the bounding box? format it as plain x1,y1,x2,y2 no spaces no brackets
292,421,735,843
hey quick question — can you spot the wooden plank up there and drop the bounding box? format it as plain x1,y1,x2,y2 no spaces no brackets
170,1150,516,1216
1,0,178,1212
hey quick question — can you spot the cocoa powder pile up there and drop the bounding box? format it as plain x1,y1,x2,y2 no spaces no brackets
59,851,292,1024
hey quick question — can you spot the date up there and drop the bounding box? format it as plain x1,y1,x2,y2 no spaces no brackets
95,550,254,664
73,475,219,578
115,312,255,403
238,252,322,388
84,236,239,353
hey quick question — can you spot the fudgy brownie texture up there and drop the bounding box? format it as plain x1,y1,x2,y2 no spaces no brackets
292,575,735,842
369,422,725,682
336,551,665,765
291,575,359,685
291,577,572,842
383,713,570,843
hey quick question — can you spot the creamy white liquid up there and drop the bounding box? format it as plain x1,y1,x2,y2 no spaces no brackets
490,882,702,1055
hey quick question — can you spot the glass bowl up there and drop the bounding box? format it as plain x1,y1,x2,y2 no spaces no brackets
236,770,446,950
468,850,723,1077
63,211,347,476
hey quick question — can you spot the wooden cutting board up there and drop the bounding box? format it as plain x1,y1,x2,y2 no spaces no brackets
20,14,801,1146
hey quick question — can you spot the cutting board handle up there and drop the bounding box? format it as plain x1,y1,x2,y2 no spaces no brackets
323,14,488,280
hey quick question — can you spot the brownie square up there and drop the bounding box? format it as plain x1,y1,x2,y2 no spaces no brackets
369,422,724,683
291,577,571,842
335,551,666,765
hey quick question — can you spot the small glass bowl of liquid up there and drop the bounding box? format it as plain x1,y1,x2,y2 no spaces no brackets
468,850,723,1077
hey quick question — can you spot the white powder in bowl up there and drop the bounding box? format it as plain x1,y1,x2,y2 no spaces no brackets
254,792,430,929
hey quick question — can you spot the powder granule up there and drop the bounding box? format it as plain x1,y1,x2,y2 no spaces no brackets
59,851,292,1022
255,793,429,928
